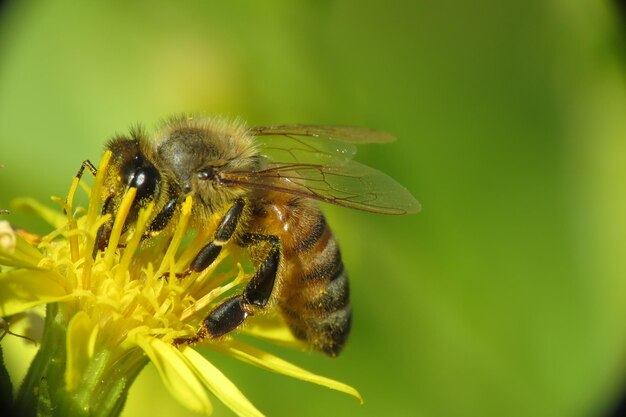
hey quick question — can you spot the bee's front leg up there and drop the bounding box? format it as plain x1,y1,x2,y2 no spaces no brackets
144,197,178,236
75,159,98,181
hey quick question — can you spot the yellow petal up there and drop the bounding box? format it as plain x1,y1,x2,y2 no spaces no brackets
0,233,43,268
133,335,213,415
0,269,68,316
66,311,97,391
182,347,265,417
214,340,363,404
243,313,307,350
11,197,67,229
0,220,16,252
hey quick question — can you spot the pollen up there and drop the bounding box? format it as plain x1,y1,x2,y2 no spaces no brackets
40,151,240,349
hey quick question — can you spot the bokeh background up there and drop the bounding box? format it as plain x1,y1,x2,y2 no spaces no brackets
2,1,626,416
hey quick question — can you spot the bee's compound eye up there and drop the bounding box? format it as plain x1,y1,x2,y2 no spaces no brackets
129,165,159,202
197,167,214,180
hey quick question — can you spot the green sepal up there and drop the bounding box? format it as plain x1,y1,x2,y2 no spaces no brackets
36,377,52,417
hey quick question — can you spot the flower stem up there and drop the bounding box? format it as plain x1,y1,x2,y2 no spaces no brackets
15,304,148,417
16,303,68,417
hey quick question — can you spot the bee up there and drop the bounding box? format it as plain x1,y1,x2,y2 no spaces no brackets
77,115,419,356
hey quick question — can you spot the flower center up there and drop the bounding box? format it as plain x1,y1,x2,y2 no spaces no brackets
40,151,244,351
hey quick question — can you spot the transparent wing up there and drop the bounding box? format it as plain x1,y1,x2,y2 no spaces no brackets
221,160,420,215
249,124,396,165
249,124,396,143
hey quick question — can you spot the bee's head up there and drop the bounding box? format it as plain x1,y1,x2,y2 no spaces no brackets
102,131,161,219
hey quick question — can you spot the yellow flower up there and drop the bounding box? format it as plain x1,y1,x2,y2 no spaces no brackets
0,151,362,417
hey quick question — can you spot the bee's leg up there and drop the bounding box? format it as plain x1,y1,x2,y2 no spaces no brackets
66,160,97,215
240,234,280,307
0,315,36,344
71,160,107,257
201,234,280,338
185,198,245,274
92,195,114,258
144,197,177,237
75,160,98,180
174,233,281,345
95,192,168,256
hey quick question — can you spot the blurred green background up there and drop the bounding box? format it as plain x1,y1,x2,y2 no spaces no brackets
2,1,626,416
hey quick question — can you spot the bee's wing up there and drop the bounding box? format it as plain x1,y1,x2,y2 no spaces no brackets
221,160,420,215
249,124,395,165
249,124,396,143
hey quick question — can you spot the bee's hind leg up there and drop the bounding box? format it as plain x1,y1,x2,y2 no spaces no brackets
175,232,280,345
203,234,280,338
174,196,281,344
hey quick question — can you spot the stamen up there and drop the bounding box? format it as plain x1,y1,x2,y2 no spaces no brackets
65,177,82,263
82,152,112,285
104,187,137,270
156,196,193,278
175,222,216,268
180,263,247,322
86,151,112,232
118,202,154,279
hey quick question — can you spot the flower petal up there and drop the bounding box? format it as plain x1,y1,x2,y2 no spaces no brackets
0,220,16,253
182,347,265,417
133,335,213,415
66,311,97,391
11,197,67,229
242,313,307,350
0,269,68,316
0,233,43,268
214,340,363,404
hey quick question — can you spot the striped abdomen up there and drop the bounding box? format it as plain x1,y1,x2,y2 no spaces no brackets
247,193,351,356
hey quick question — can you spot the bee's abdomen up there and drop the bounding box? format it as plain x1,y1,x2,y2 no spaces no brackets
278,212,352,357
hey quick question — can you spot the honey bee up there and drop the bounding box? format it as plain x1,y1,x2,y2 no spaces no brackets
78,115,419,356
